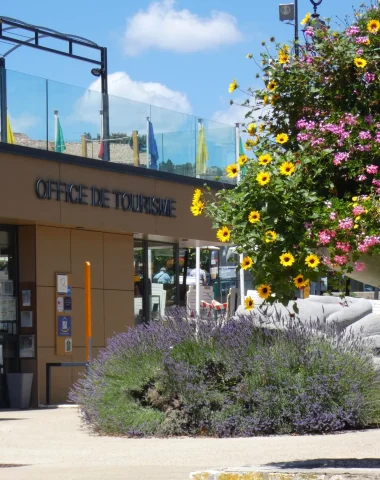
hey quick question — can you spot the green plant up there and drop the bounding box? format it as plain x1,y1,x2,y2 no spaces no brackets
192,2,380,306
70,314,380,437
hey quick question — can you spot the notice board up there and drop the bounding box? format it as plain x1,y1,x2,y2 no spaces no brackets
55,273,73,356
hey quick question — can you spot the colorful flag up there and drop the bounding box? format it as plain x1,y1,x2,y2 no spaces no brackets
148,121,159,170
6,115,15,144
98,139,104,159
239,136,247,178
196,125,208,175
55,115,66,153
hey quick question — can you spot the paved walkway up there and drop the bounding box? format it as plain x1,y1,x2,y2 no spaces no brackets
1,408,380,480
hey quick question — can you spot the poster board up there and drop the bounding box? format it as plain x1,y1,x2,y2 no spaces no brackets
55,273,73,356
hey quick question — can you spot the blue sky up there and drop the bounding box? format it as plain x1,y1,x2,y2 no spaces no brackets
0,0,366,147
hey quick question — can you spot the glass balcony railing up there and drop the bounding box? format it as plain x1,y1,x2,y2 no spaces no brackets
1,69,237,184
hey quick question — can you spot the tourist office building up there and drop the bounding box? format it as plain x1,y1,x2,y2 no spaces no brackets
0,144,229,407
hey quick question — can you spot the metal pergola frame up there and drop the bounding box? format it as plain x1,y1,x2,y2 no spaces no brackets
0,16,110,161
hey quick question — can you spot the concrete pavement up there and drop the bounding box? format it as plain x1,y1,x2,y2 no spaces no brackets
1,407,380,480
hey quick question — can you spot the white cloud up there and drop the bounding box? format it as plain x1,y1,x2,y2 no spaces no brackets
123,0,242,55
9,112,39,133
212,102,247,126
212,99,269,128
72,71,192,133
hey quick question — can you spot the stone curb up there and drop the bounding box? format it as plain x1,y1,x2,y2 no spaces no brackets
190,467,380,480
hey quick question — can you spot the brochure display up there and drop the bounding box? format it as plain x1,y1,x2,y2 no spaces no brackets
55,273,73,356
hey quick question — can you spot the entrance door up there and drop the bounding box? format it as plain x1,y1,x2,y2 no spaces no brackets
0,227,18,407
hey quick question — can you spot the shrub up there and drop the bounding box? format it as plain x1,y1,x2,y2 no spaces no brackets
70,312,380,437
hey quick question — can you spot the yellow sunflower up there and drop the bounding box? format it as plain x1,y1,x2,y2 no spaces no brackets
226,164,239,178
259,124,265,133
279,54,289,64
354,57,367,68
245,137,260,150
279,161,296,176
216,226,231,243
229,79,238,93
305,254,320,268
279,252,295,267
244,296,255,311
256,171,271,186
367,19,380,33
271,94,279,106
248,210,261,223
247,123,257,135
258,153,272,165
192,188,202,203
363,38,371,45
300,12,311,25
263,95,269,106
265,230,277,243
190,201,204,217
293,274,307,288
276,133,289,144
238,154,248,166
257,284,271,300
241,256,254,270
246,53,253,59
267,80,277,91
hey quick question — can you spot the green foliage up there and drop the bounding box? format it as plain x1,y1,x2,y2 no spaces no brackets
198,2,380,305
71,316,380,437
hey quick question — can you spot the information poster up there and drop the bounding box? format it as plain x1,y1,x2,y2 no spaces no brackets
55,273,73,356
19,335,35,358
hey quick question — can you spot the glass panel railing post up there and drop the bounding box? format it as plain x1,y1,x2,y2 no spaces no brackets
0,58,7,143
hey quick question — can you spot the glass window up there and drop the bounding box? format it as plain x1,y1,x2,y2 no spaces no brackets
133,239,146,324
0,228,18,376
148,242,176,319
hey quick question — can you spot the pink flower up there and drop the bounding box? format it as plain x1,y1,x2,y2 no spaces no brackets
364,72,376,83
333,152,349,166
338,218,354,230
358,131,371,140
356,36,370,44
354,261,366,272
357,174,367,182
329,212,337,220
375,132,380,143
356,48,364,56
336,242,351,253
334,255,348,266
352,205,366,216
373,179,380,187
366,164,378,174
364,115,374,124
318,230,332,245
345,26,360,36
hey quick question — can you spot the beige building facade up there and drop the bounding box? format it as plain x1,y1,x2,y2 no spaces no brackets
0,146,223,406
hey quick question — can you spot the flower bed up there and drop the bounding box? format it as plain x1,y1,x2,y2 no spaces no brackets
70,314,380,437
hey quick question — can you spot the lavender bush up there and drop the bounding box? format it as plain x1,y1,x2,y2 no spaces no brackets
70,312,380,437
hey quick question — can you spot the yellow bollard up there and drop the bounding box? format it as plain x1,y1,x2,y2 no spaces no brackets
84,262,92,363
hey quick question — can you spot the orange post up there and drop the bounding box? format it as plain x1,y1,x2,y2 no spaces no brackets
84,261,92,363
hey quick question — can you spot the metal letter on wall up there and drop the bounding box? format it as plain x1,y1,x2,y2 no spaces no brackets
55,273,73,356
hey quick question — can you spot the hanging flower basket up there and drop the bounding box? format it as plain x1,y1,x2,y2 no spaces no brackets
191,3,380,307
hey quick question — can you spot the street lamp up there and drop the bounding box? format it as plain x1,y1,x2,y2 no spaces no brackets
279,0,324,57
